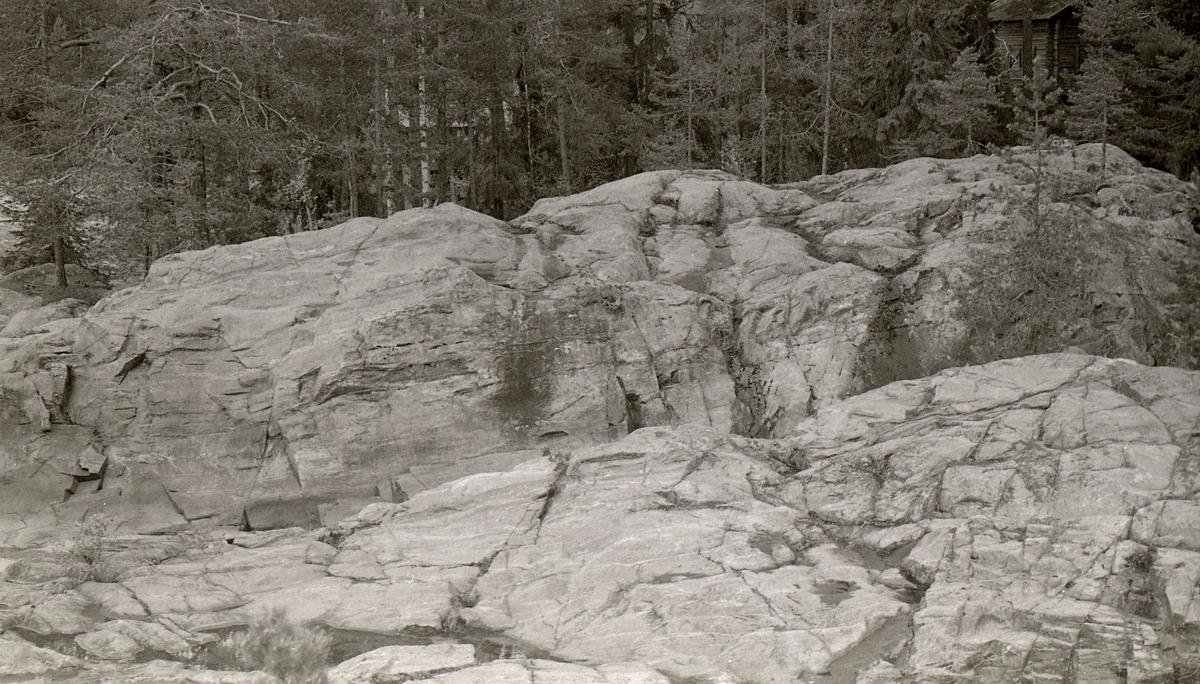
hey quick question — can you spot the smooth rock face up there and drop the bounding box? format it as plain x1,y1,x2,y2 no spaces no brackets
463,427,909,683
0,631,83,676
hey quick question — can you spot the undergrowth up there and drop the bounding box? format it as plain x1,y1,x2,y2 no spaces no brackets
956,168,1200,366
60,516,122,584
957,200,1094,362
221,609,331,684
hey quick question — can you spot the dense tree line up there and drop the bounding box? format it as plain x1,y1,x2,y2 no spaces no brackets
0,0,1197,282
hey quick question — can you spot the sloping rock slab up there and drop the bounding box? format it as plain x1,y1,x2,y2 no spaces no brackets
782,353,1200,682
464,426,909,683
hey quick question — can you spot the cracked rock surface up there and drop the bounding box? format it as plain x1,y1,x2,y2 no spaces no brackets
1,144,1197,538
2,353,1197,682
0,144,1198,682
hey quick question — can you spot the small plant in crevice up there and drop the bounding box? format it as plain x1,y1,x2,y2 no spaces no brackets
1125,546,1157,574
221,609,330,684
578,281,625,313
1122,545,1159,620
319,528,349,549
59,515,123,584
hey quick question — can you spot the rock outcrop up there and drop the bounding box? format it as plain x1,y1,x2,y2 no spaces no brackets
0,143,1198,682
1,144,1196,539
3,354,1198,682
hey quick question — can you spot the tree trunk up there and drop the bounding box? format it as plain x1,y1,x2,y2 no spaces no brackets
419,73,433,207
197,143,209,243
715,12,725,171
491,102,506,218
467,123,477,209
1100,101,1108,182
686,80,694,168
373,50,386,217
435,0,449,204
347,145,359,218
187,76,210,244
786,0,797,60
760,0,768,182
1022,0,1034,78
643,0,654,105
517,64,534,171
557,93,571,194
53,234,68,288
822,0,834,176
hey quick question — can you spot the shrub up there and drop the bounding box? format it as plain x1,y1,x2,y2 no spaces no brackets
62,516,123,584
956,153,1200,368
1125,546,1157,574
223,609,330,684
957,200,1093,362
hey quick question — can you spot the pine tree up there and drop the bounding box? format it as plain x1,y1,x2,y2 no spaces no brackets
1065,52,1133,180
1009,56,1062,230
1010,56,1061,151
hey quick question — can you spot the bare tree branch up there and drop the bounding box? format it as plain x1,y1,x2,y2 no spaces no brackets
59,38,102,50
194,3,293,26
193,101,218,124
82,55,129,113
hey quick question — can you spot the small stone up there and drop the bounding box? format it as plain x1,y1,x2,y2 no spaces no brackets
649,204,676,225
862,524,926,555
306,541,339,565
875,568,917,592
75,629,143,661
771,545,796,565
231,528,301,549
856,660,902,684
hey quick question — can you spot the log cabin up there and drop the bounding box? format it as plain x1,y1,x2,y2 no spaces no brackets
990,0,1083,80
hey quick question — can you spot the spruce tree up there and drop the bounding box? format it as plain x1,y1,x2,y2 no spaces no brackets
899,46,1001,158
1065,53,1133,180
1010,56,1062,152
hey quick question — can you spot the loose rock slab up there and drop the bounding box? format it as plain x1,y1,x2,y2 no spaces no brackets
328,643,477,683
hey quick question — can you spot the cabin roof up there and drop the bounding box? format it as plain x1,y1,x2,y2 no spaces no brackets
989,0,1075,22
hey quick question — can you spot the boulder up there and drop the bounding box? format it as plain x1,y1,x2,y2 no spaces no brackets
0,298,89,338
1,204,741,533
0,631,83,677
782,354,1200,682
75,629,143,661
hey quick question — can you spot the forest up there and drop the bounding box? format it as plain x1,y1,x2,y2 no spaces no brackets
0,0,1197,281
